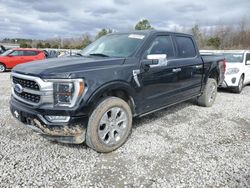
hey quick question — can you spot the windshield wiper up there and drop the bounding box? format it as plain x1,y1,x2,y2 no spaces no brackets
89,53,110,57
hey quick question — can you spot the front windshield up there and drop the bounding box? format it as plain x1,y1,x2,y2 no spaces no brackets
223,53,244,63
1,49,12,56
80,34,145,58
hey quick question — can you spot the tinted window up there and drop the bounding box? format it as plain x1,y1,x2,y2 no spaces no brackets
24,51,39,56
10,50,24,56
246,53,250,64
176,36,196,58
146,36,174,58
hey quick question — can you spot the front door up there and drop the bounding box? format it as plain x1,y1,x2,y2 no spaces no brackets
8,50,25,68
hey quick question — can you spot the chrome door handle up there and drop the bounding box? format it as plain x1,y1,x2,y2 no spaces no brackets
172,68,182,73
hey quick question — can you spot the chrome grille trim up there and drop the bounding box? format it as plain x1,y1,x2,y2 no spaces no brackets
11,72,54,107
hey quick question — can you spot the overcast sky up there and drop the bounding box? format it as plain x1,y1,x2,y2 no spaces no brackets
0,0,249,39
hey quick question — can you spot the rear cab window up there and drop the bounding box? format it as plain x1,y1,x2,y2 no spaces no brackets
175,36,196,58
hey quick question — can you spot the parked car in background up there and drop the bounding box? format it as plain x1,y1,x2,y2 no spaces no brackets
0,48,46,72
201,50,250,93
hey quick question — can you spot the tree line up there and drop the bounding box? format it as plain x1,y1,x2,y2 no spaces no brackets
1,19,249,50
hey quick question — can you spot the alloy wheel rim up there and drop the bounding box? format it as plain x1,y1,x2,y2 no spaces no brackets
208,83,216,103
98,107,128,146
0,65,4,72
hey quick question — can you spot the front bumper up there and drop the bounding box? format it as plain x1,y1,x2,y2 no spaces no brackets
219,74,241,88
10,98,87,144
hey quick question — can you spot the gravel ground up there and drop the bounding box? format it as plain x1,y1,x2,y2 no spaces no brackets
0,72,249,187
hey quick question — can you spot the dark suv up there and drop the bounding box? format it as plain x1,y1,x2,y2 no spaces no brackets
10,30,225,152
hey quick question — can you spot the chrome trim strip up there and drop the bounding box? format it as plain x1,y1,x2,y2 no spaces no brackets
11,72,85,109
11,72,54,107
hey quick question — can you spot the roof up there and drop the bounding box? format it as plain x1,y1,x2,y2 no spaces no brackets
109,30,192,37
200,50,250,54
11,48,42,51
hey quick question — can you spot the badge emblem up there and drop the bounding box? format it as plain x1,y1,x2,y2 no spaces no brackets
14,84,24,94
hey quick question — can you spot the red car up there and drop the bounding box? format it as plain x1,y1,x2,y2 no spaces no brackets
0,48,45,72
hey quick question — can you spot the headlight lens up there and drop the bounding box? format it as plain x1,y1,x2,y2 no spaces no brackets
49,79,84,108
226,68,240,75
54,82,74,106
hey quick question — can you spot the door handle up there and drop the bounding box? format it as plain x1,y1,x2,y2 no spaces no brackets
195,65,203,69
172,68,182,73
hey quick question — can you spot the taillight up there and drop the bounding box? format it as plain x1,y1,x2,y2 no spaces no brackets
223,59,227,71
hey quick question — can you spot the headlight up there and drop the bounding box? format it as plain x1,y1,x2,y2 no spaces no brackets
46,79,85,108
226,68,240,75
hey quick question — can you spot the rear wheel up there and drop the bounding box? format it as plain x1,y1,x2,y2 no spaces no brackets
233,75,244,94
86,97,132,153
0,63,6,72
197,78,217,107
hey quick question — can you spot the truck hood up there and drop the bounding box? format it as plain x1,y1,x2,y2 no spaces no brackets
12,56,126,78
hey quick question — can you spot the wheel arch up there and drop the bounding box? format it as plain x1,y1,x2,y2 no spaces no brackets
86,81,137,115
0,62,6,71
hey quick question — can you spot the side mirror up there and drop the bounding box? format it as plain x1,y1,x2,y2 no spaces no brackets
246,60,250,65
147,54,167,61
8,55,13,57
141,54,168,69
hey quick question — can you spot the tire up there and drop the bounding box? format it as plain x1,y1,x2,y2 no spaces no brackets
197,78,217,107
0,63,6,72
233,75,244,94
86,97,133,153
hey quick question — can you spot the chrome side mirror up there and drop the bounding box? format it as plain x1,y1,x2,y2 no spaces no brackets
146,54,168,67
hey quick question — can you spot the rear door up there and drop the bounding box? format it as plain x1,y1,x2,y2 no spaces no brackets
23,50,40,62
172,35,203,97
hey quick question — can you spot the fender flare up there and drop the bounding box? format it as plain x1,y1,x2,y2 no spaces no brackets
86,80,137,106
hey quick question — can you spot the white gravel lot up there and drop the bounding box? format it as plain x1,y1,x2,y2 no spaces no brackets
0,72,249,187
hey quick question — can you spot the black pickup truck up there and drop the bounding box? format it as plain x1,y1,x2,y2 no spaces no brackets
10,30,225,152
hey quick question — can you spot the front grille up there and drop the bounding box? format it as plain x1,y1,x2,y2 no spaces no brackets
12,75,41,104
13,76,40,90
14,90,40,103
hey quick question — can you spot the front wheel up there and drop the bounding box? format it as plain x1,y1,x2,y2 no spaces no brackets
233,75,244,94
197,78,217,107
86,97,132,153
0,63,6,72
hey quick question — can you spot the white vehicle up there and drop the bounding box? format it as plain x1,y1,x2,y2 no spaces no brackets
200,50,250,93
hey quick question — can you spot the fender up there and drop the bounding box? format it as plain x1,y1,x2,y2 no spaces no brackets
86,80,138,106
201,61,220,91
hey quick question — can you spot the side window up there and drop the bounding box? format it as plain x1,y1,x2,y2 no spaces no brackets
10,50,24,56
24,51,39,56
145,36,174,59
176,36,196,58
246,53,250,65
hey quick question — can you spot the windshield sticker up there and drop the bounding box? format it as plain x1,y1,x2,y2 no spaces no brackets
128,34,145,39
